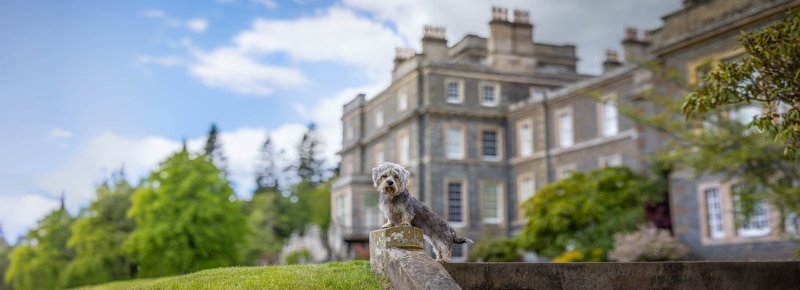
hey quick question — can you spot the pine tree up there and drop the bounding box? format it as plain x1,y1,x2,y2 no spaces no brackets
255,134,284,193
204,123,228,174
294,123,326,186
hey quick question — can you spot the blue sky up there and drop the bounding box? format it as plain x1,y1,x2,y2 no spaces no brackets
0,0,682,243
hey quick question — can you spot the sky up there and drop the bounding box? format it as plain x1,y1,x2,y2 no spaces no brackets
0,0,683,243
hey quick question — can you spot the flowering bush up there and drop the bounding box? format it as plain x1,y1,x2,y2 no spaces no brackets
608,224,689,262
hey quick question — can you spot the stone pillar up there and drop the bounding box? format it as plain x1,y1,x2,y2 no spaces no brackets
369,227,462,290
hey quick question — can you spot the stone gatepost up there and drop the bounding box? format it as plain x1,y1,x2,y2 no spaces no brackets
369,226,461,290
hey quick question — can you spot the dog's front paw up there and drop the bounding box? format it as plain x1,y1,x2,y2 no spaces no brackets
399,221,411,227
382,222,394,228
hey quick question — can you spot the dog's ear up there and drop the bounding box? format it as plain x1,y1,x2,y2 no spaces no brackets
372,166,381,188
402,167,411,180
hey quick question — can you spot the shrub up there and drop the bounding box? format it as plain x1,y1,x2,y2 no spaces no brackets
284,249,313,265
551,248,604,263
608,224,689,262
468,238,522,262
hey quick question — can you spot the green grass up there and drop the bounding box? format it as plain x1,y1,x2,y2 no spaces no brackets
74,260,386,290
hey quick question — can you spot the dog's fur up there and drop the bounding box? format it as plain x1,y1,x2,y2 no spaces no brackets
372,162,474,263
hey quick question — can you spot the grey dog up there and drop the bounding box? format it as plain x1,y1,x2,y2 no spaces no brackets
372,162,474,263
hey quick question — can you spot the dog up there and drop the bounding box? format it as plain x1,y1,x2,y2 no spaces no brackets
372,162,474,263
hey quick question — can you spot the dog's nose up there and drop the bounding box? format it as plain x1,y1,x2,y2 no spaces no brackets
387,180,394,186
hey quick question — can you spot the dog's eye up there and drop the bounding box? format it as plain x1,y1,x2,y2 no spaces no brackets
381,174,387,178
393,175,399,179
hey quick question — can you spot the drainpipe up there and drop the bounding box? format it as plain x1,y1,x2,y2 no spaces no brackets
543,92,554,183
416,63,426,203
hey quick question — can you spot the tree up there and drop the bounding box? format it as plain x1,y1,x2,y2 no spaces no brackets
62,169,137,287
124,149,248,278
204,123,228,174
294,123,326,186
255,134,284,193
683,9,800,159
243,193,284,265
517,167,661,260
0,228,11,290
5,206,74,290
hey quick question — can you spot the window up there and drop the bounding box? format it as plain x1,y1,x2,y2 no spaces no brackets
482,182,502,224
398,91,408,111
446,127,464,159
786,213,799,236
399,133,410,165
376,110,384,127
481,130,499,160
705,188,725,239
530,87,546,102
451,244,466,261
446,80,463,103
375,145,384,166
556,164,576,180
599,154,622,167
732,184,770,237
601,100,619,137
519,122,533,157
481,83,500,106
447,182,465,225
519,177,535,206
343,157,354,175
558,110,574,147
335,195,347,224
345,125,354,140
364,193,382,228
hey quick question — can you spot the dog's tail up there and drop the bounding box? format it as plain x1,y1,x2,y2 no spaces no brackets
454,237,475,244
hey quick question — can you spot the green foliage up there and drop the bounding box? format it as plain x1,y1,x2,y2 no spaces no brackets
5,207,74,290
608,224,689,262
243,192,284,265
517,166,660,260
468,238,522,262
124,150,249,278
294,123,327,185
63,170,137,287
284,248,314,265
75,261,385,290
683,9,800,159
0,235,10,290
551,249,604,263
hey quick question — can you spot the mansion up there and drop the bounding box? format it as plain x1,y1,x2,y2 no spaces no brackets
330,0,800,261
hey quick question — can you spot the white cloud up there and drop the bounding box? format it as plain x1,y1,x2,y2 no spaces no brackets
232,6,404,78
0,194,60,243
188,47,309,96
50,128,73,139
186,18,209,33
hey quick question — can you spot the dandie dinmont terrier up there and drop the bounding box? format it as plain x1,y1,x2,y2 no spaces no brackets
372,162,474,263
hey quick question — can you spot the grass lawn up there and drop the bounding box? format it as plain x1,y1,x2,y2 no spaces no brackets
74,260,386,290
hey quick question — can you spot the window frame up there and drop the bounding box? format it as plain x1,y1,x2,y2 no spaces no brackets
479,81,501,107
481,180,504,224
555,107,574,148
445,179,468,228
517,119,533,157
444,124,466,160
445,79,465,104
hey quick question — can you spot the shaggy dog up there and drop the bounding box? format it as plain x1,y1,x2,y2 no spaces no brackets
372,162,474,263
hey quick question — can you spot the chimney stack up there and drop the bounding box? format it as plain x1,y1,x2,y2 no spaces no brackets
621,27,650,62
602,49,622,74
488,7,535,72
421,25,448,62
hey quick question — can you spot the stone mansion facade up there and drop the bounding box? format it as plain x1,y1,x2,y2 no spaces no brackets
330,0,800,261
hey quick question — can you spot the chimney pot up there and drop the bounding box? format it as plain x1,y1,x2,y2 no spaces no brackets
624,27,638,41
513,9,530,24
492,6,509,21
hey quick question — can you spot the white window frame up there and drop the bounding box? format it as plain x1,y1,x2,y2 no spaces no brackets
705,188,725,239
480,82,500,107
598,154,622,167
519,176,535,206
732,185,771,237
399,133,410,165
446,180,467,228
600,97,619,137
785,212,799,236
345,125,354,140
480,129,501,161
445,79,464,104
530,87,546,102
363,193,382,229
375,110,384,127
450,243,468,262
445,126,465,159
519,121,533,157
482,181,503,224
556,109,574,148
398,90,408,111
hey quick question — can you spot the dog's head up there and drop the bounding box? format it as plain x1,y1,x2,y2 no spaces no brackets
372,162,410,197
